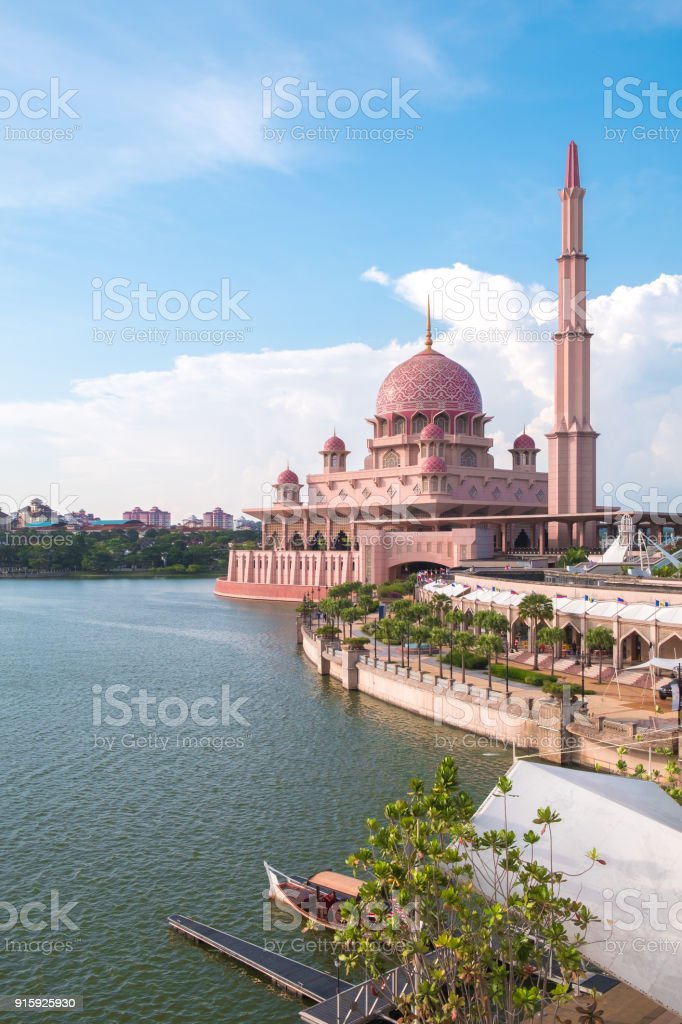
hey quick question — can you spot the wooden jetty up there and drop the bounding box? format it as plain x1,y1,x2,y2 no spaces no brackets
168,914,353,1003
169,914,619,1024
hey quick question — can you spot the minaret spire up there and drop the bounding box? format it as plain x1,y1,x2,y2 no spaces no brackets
565,139,580,187
547,141,598,549
424,295,432,349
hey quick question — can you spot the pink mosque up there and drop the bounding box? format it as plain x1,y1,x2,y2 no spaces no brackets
216,142,602,602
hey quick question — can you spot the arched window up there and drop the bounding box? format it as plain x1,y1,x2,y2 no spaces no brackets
383,449,400,468
460,449,477,467
330,453,337,467
435,414,449,433
411,413,427,434
455,414,468,434
392,416,406,435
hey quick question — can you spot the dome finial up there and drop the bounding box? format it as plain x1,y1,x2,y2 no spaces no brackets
425,295,432,350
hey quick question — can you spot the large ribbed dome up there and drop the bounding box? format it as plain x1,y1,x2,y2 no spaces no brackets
376,348,482,416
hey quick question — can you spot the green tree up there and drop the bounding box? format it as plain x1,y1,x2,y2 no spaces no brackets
362,620,380,659
538,626,565,677
557,546,587,568
340,758,600,1024
518,593,554,670
445,607,466,632
430,626,450,673
476,632,504,686
429,592,451,624
411,623,432,672
586,626,615,684
340,606,360,638
451,630,476,685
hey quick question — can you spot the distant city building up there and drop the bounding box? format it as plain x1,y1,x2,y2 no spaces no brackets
233,516,258,532
179,515,203,530
123,506,171,529
63,508,97,528
202,507,234,530
15,499,60,528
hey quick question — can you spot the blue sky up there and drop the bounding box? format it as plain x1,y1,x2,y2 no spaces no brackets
0,1,681,517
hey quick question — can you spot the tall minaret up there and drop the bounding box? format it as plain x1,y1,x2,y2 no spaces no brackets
547,141,598,549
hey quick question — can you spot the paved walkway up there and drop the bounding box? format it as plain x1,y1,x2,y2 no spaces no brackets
351,631,677,732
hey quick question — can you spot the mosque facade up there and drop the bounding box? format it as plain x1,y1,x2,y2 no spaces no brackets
217,142,602,601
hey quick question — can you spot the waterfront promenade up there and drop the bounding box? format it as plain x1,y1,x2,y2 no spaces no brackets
298,619,680,779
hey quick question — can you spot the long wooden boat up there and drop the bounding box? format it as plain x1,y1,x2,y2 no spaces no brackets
264,861,364,931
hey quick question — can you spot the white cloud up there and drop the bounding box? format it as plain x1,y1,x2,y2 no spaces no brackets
365,263,682,503
0,268,679,520
361,266,391,286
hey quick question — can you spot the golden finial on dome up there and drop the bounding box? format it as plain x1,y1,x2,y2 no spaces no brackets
425,295,432,350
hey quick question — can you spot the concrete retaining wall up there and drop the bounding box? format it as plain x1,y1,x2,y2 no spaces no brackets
299,622,568,763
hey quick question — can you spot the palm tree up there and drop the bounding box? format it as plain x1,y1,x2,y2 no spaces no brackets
518,593,554,670
411,624,432,672
430,593,450,624
445,608,466,632
430,626,450,673
362,620,380,659
537,625,565,677
476,632,504,687
452,630,476,686
586,626,615,684
377,619,394,663
340,606,360,638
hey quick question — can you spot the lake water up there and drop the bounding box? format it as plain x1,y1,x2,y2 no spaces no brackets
0,579,511,1022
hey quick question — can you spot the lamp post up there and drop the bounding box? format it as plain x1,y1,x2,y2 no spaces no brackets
581,649,586,704
335,957,341,1024
505,630,510,696
676,663,682,729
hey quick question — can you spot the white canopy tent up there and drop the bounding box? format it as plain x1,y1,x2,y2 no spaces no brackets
473,761,682,1015
624,656,682,673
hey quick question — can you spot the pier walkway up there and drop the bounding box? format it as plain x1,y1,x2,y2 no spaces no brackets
168,914,353,1003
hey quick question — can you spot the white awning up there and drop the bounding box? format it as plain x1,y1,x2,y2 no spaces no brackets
442,583,469,598
557,597,598,615
461,589,497,604
585,600,622,619
490,591,524,608
656,606,682,626
617,603,657,622
473,761,682,1015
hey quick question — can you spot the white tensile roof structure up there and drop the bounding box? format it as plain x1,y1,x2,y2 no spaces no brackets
473,760,682,1015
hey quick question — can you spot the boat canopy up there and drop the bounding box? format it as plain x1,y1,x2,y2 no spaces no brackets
308,871,364,898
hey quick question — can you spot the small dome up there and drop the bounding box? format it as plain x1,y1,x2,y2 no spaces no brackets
420,423,444,441
421,455,447,473
513,432,537,450
277,468,299,485
323,433,346,452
